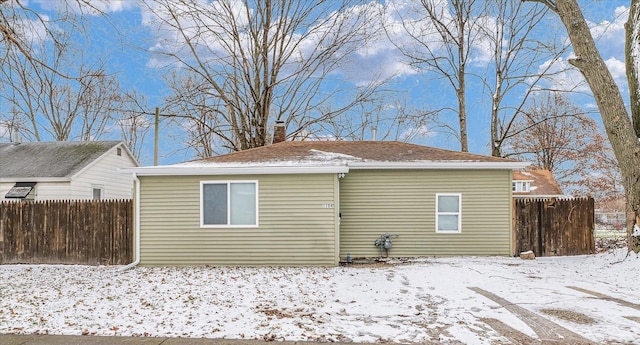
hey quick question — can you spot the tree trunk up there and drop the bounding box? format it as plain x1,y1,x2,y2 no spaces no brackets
553,0,640,252
627,0,640,138
457,4,468,152
491,71,502,157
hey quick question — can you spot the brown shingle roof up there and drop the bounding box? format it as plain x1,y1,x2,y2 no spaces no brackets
187,141,519,164
513,169,564,196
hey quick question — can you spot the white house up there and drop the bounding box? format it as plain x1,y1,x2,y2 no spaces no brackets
0,141,138,201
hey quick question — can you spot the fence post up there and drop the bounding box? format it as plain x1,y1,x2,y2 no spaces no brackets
537,199,544,256
0,202,3,264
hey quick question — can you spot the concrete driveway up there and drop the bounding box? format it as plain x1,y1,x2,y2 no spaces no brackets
0,334,380,345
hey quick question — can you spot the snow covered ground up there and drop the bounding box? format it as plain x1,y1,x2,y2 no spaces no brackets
1,250,639,344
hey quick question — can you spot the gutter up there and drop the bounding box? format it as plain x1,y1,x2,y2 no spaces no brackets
348,161,530,170
119,172,141,271
121,165,349,176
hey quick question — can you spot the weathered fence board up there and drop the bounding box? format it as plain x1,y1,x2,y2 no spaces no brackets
0,200,132,265
513,197,594,257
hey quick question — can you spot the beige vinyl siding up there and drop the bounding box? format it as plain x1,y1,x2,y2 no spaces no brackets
339,169,513,258
139,173,339,266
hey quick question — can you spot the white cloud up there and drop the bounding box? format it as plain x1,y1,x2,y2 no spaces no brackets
589,6,628,60
141,0,247,69
399,124,434,141
32,0,137,15
140,1,629,93
605,57,627,88
0,122,9,140
141,0,416,84
116,115,152,130
535,5,629,95
536,56,589,93
468,11,506,67
13,15,50,47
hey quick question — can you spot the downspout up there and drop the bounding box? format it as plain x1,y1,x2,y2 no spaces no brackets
120,172,141,271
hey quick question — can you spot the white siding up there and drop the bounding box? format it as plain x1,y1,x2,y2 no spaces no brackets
1,143,137,201
0,181,69,201
31,182,71,200
70,144,138,200
0,183,13,201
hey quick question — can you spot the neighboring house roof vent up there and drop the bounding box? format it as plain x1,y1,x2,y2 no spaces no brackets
5,182,36,199
273,121,286,144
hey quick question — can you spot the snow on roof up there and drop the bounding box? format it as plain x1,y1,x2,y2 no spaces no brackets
307,149,363,162
125,141,530,176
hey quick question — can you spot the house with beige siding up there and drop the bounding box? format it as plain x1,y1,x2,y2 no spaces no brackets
0,141,138,201
124,140,529,267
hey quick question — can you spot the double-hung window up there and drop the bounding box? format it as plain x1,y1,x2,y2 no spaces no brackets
201,181,258,227
436,193,461,233
512,181,531,192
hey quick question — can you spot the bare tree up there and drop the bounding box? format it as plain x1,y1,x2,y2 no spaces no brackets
0,31,123,141
310,94,437,142
0,1,134,143
578,133,625,207
478,0,572,157
387,0,485,152
504,92,619,195
142,0,383,154
526,0,640,252
115,91,153,161
0,0,107,78
163,71,229,158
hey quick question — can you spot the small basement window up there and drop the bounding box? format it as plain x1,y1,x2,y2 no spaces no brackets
5,182,37,200
201,181,258,227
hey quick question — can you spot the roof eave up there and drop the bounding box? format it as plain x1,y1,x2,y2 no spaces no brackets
0,177,71,183
120,165,350,176
513,194,573,199
122,160,530,176
348,161,531,170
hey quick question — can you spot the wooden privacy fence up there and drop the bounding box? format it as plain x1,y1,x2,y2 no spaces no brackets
0,199,133,265
513,197,594,257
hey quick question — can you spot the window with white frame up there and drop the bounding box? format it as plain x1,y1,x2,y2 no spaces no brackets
436,193,461,233
512,181,531,192
201,181,258,227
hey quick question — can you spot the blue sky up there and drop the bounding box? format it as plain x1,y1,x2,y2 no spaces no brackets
0,0,632,166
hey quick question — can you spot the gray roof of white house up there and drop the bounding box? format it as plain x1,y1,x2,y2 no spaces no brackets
0,141,122,179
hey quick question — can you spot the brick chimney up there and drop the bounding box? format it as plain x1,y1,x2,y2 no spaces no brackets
273,121,286,144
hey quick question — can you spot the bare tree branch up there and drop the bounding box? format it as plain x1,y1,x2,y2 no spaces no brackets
143,0,384,156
